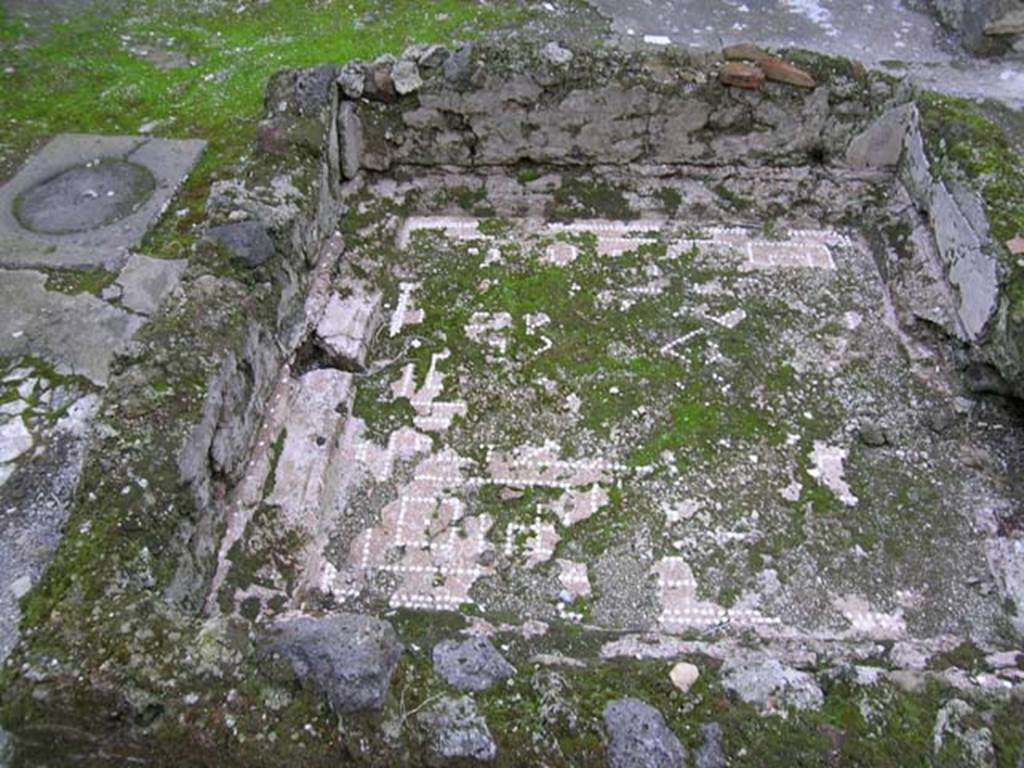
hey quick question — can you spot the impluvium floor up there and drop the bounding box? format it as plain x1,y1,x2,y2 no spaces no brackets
215,202,1023,657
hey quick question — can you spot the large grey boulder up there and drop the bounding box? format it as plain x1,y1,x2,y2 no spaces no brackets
433,636,516,692
206,220,276,267
603,698,686,768
417,695,497,765
721,657,824,715
264,613,403,714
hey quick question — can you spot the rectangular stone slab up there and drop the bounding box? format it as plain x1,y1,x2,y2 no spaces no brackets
0,133,206,271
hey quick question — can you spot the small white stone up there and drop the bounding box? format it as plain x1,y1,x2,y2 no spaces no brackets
0,400,27,417
0,418,32,464
540,41,573,66
3,367,32,383
391,60,423,95
10,575,32,600
669,662,700,693
853,666,885,686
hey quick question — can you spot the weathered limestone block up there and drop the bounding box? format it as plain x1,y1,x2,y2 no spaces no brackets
540,41,573,66
266,368,353,518
401,107,448,130
337,101,363,181
846,104,915,169
649,101,711,163
417,696,498,765
115,253,187,316
338,61,366,99
0,271,144,387
932,182,999,340
0,418,32,465
265,65,340,118
364,56,399,103
402,43,450,70
391,59,423,95
721,658,824,714
899,110,1000,343
314,288,382,371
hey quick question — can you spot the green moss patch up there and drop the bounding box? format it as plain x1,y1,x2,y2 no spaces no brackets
41,267,118,297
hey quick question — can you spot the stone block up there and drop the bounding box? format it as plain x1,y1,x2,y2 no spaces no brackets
315,289,383,371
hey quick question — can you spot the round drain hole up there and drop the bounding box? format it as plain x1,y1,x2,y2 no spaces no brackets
14,158,156,235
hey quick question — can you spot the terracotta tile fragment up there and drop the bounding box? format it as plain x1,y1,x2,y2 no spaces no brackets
719,62,765,90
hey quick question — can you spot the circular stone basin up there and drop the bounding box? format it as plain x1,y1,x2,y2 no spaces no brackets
14,158,156,235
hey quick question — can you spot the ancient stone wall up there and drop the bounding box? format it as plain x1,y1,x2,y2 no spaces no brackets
335,42,900,175
167,67,346,609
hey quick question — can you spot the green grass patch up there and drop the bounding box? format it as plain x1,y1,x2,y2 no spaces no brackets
0,6,25,42
261,428,287,499
917,92,1024,330
0,0,531,185
42,268,118,296
712,182,754,212
918,92,1024,245
547,176,636,221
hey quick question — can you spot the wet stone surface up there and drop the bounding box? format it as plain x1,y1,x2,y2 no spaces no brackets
13,158,155,235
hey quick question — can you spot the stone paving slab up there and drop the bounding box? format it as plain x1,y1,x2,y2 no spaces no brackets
114,252,187,316
0,270,144,385
0,133,205,271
